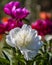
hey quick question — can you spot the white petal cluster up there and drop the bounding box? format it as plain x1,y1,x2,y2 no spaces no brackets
6,24,43,60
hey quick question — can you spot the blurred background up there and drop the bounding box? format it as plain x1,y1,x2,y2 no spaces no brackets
0,0,52,22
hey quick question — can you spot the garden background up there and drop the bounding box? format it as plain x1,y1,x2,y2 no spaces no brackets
0,0,52,65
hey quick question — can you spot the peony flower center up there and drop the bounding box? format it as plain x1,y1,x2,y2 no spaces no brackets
15,30,32,47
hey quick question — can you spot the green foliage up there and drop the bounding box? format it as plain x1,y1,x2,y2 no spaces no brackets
0,38,52,65
0,57,9,65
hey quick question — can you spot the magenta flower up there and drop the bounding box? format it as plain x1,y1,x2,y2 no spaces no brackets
45,19,52,34
16,20,24,28
31,19,52,36
12,8,30,19
4,1,20,17
4,18,24,31
5,18,17,31
0,18,23,34
4,1,30,19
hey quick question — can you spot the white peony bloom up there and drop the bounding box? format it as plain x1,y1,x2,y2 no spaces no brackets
6,24,43,60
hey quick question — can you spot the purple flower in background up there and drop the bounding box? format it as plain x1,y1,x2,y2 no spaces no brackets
31,19,52,36
5,18,17,31
5,18,24,31
0,18,23,34
3,1,29,34
4,1,30,19
45,19,52,34
16,20,24,28
12,8,30,19
4,1,20,17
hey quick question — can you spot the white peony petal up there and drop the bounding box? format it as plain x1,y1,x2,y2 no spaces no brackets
19,48,38,60
25,36,43,50
6,24,43,60
21,24,28,29
21,24,31,31
26,50,38,60
6,35,15,47
9,27,20,38
6,27,20,47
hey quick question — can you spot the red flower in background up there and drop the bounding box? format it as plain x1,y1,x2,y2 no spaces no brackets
0,23,6,34
5,18,24,31
0,17,24,34
31,19,52,36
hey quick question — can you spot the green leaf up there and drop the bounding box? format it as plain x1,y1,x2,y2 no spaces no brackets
0,57,9,65
2,50,13,65
23,18,30,25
